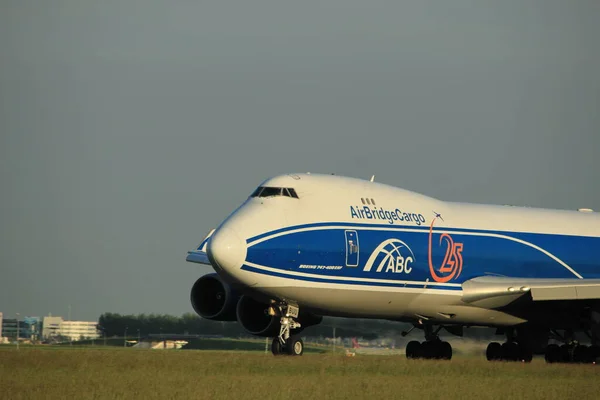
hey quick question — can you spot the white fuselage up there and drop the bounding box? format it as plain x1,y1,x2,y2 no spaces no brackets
204,173,600,326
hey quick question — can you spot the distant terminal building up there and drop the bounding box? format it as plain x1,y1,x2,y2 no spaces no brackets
23,317,42,340
42,316,63,338
42,315,100,341
60,320,100,341
1,317,19,339
1,313,41,340
1,313,100,342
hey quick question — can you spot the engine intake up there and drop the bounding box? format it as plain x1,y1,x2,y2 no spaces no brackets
190,273,238,321
236,295,280,336
236,295,323,337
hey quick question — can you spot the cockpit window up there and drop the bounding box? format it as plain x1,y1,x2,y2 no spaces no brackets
251,186,299,199
259,187,282,197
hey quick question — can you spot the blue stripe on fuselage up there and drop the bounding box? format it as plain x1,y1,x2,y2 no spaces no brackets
240,264,463,291
243,222,600,283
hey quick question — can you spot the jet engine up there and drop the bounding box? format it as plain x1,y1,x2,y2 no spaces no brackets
236,295,323,337
190,273,239,321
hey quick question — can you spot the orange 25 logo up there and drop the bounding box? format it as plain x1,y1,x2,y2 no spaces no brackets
427,215,464,282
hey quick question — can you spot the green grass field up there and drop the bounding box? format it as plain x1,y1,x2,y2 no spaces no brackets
1,346,598,400
49,337,329,352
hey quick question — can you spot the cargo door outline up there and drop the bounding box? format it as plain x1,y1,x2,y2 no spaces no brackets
345,230,359,267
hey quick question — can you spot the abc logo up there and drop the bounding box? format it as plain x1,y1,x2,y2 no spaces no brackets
363,239,415,274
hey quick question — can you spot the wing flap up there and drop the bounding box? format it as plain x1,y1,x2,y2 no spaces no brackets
531,282,600,301
531,286,577,301
462,276,600,308
575,285,600,300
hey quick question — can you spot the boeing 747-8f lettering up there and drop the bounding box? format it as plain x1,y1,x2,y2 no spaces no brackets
186,173,600,362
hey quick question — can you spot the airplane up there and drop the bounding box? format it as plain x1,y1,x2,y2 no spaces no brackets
186,173,600,362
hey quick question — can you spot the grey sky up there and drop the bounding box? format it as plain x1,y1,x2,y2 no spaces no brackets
1,1,599,320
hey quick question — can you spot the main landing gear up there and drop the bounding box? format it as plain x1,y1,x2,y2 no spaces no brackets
485,327,533,362
544,331,600,364
405,325,452,360
485,328,600,363
270,302,304,356
544,343,600,364
485,341,533,362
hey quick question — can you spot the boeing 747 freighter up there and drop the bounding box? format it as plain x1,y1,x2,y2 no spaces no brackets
186,173,600,363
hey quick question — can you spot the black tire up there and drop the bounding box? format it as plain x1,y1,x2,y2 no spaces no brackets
519,345,533,363
271,338,283,356
286,337,304,356
573,345,589,364
486,342,502,361
545,344,560,363
501,342,519,361
559,344,570,363
441,341,452,360
420,341,433,359
589,345,600,363
406,341,421,359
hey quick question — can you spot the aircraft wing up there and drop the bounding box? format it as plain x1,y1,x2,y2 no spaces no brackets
462,276,600,309
186,229,215,266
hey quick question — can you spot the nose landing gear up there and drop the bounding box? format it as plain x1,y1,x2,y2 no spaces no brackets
271,336,304,356
270,302,304,356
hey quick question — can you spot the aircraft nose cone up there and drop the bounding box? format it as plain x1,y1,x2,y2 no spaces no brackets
207,226,247,273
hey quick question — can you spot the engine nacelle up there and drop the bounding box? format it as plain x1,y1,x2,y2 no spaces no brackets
190,273,239,321
236,295,280,336
236,295,323,337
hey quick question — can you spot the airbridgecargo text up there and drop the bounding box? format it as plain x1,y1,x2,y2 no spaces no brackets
350,206,426,226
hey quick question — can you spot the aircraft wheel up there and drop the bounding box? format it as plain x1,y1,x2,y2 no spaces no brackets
431,341,440,359
519,345,533,363
421,341,434,359
501,342,519,361
589,345,600,364
441,341,452,360
406,340,421,359
559,344,571,363
271,338,283,356
573,345,589,363
286,336,304,356
545,344,560,363
486,342,502,361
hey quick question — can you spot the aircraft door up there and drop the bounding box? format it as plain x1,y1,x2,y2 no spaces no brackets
345,230,359,267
